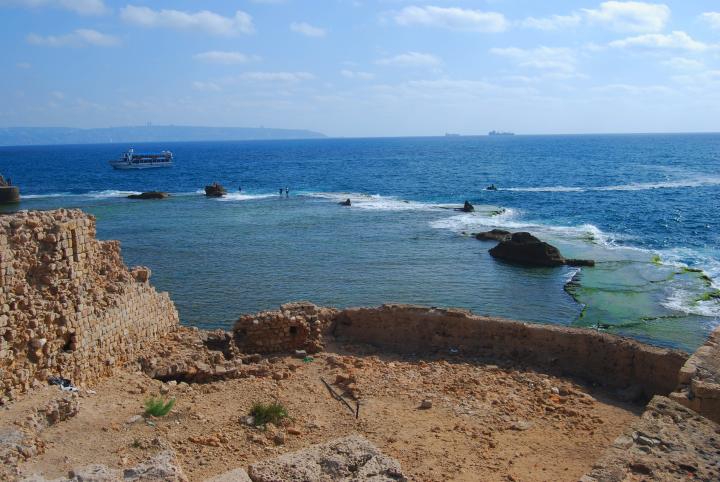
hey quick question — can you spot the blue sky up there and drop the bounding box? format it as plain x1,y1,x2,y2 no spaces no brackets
1,1,719,136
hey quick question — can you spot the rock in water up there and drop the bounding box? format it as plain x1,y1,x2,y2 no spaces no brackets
460,200,474,212
127,191,170,200
475,229,511,242
566,258,596,267
339,198,351,206
489,232,566,267
205,183,227,197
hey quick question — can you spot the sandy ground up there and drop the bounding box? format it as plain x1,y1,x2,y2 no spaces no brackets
3,343,641,482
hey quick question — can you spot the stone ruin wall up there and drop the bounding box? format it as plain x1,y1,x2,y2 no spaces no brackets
233,302,337,355
0,209,178,401
329,304,688,398
670,324,720,423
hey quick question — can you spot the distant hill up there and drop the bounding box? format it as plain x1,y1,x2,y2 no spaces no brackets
0,126,327,146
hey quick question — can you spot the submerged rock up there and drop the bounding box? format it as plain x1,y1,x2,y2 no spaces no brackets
456,200,474,212
205,183,227,197
339,198,351,206
127,191,170,200
475,229,511,242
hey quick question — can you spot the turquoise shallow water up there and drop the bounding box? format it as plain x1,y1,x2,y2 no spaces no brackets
1,135,719,351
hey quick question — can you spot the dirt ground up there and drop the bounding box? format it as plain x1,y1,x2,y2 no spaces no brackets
3,342,641,482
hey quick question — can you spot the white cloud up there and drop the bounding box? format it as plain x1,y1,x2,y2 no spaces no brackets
193,51,255,64
120,5,254,36
0,0,108,15
377,52,442,68
238,71,315,82
16,62,31,69
394,6,507,33
700,12,720,30
591,83,673,95
192,81,222,92
661,57,705,71
27,29,119,47
609,31,712,51
341,70,375,80
519,14,581,31
583,1,670,33
490,47,577,72
290,21,326,38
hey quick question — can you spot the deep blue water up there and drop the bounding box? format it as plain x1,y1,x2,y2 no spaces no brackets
1,134,719,352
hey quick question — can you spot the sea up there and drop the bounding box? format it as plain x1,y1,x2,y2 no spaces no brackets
1,134,719,352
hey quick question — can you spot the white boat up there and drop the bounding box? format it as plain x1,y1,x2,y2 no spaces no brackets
109,148,173,169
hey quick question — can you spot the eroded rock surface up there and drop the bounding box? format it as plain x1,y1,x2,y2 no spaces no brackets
583,396,720,482
248,435,407,482
23,450,187,482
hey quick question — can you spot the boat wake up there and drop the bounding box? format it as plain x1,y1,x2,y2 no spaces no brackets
501,175,720,193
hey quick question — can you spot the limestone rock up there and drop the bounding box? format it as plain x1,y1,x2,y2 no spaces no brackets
248,435,407,482
204,468,252,482
23,450,187,481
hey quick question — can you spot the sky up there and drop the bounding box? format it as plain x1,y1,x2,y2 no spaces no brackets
1,0,720,137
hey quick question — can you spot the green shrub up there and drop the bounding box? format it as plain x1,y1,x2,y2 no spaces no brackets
144,396,176,417
250,402,288,426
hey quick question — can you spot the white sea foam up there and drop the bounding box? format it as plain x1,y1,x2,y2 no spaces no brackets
86,190,142,199
429,211,612,246
303,191,441,211
501,175,720,193
22,192,73,199
662,289,720,318
216,193,276,202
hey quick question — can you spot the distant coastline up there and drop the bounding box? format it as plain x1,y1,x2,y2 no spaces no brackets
0,125,326,147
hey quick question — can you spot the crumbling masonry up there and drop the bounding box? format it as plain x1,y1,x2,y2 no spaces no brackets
0,209,178,401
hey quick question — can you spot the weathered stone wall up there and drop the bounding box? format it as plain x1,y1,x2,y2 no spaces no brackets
670,324,720,423
233,302,336,354
0,209,178,401
330,304,688,398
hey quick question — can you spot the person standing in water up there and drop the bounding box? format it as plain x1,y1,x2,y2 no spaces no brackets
279,187,283,196
285,187,289,198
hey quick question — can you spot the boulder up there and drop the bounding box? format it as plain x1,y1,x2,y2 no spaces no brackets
205,183,227,197
24,450,187,481
475,229,511,242
489,232,566,267
489,232,595,268
127,192,169,200
248,435,407,482
339,199,351,206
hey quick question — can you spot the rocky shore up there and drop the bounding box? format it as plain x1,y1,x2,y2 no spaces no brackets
1,209,719,481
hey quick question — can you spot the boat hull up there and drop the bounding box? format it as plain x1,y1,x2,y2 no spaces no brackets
109,161,173,170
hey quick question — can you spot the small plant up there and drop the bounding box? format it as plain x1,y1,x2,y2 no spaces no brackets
250,402,289,426
131,439,142,449
144,396,176,417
